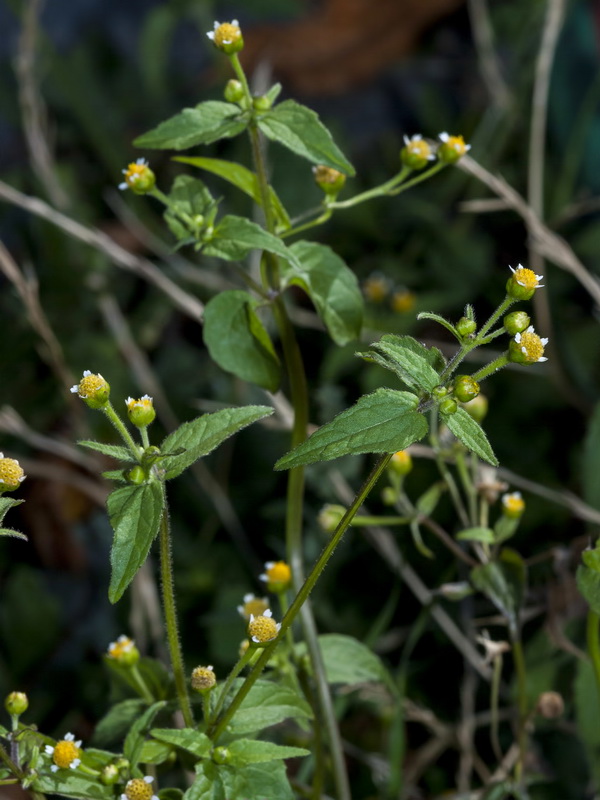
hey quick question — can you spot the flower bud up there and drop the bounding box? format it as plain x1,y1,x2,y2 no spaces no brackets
206,20,244,54
501,492,525,519
260,560,292,592
106,635,140,667
127,466,146,485
125,395,156,427
312,165,346,196
317,504,346,533
70,371,110,409
503,310,531,335
118,159,156,194
362,273,389,303
437,133,470,163
5,691,28,715
453,375,480,403
400,134,434,170
100,764,120,786
432,385,448,399
237,593,269,620
212,746,231,765
224,79,244,103
191,665,216,693
439,397,458,416
456,316,477,338
391,289,415,314
0,455,26,493
381,486,398,506
253,95,272,112
388,450,412,476
505,264,543,301
460,393,488,423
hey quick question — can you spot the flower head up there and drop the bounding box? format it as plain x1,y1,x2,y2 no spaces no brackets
237,593,270,620
70,370,110,409
501,491,525,519
389,450,413,476
121,776,158,800
107,635,140,666
191,665,216,693
119,159,156,194
45,732,82,773
207,20,244,53
362,273,390,303
5,691,28,715
259,560,292,592
401,134,435,170
508,326,548,365
248,609,281,645
391,289,416,314
506,264,544,301
0,454,25,492
312,165,346,195
125,395,156,427
437,132,471,163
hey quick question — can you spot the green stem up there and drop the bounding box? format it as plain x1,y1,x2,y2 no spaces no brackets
130,664,154,704
351,515,412,526
208,453,393,741
454,451,477,525
471,354,509,383
490,654,504,763
140,427,150,450
586,610,600,711
208,646,255,726
511,634,528,783
158,505,194,727
102,402,141,460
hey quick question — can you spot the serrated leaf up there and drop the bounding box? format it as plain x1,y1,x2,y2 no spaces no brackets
457,526,495,544
227,739,309,766
30,770,115,799
257,99,354,175
107,482,164,603
203,215,300,268
370,335,441,392
160,406,273,480
281,241,363,345
417,311,460,339
217,678,313,735
124,701,167,768
203,291,280,391
133,102,248,149
78,440,137,461
0,497,24,525
151,728,212,758
102,469,128,482
275,388,427,470
173,156,291,230
445,407,498,466
577,565,600,615
186,760,294,800
93,699,147,747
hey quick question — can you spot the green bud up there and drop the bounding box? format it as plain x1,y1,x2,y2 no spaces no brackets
503,310,530,335
312,165,346,195
5,691,28,716
126,466,146,485
317,504,345,534
252,94,272,112
453,375,480,403
212,746,231,765
388,450,412,476
100,765,120,786
460,393,488,423
439,397,458,416
432,384,448,399
381,486,398,506
224,79,244,103
456,317,477,338
125,395,156,428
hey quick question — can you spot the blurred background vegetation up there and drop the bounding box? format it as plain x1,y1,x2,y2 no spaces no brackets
1,0,600,797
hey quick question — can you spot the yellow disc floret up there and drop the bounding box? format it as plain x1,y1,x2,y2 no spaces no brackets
123,776,156,800
401,134,434,170
207,20,244,53
508,326,548,365
312,165,346,195
45,733,82,772
0,454,25,492
260,560,292,592
107,635,140,666
506,263,544,300
391,290,416,314
237,593,269,620
119,159,156,194
437,133,471,163
191,665,216,693
389,450,412,476
363,273,389,303
248,609,280,644
70,370,110,409
125,395,156,427
502,491,525,519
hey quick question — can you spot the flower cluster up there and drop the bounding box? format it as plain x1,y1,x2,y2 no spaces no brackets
400,133,471,170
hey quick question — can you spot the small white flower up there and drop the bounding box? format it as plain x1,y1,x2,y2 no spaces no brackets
509,264,544,288
514,326,548,362
119,158,150,191
206,19,239,44
403,134,435,160
259,561,275,583
438,131,471,152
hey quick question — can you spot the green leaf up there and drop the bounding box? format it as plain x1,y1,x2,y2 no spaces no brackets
173,156,291,230
416,482,445,516
582,547,600,572
160,405,273,480
187,760,295,800
0,497,24,525
368,335,441,392
102,469,128,482
583,401,600,510
30,771,115,799
275,388,427,470
0,527,27,540
218,678,313,735
409,518,434,559
163,175,216,242
107,481,164,603
257,99,354,175
203,291,280,391
159,791,184,800
150,728,212,759
457,526,496,544
104,655,171,700
93,699,146,747
445,407,498,466
133,102,248,149
577,565,600,615
307,634,389,686
227,739,309,766
203,215,301,268
417,311,460,340
124,701,167,768
493,514,519,545
281,241,363,345
78,440,137,461
471,551,527,635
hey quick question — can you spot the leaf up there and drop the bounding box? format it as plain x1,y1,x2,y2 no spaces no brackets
0,527,27,540
150,728,212,759
281,241,363,345
102,469,128,482
160,406,273,480
124,701,167,768
186,761,295,800
29,771,115,799
219,678,313,735
227,739,309,766
470,551,527,635
203,291,281,391
417,311,460,340
416,482,445,517
173,156,291,230
310,634,389,686
583,401,600,511
457,526,496,544
582,547,600,572
0,497,24,525
409,518,434,559
369,335,441,392
78,441,137,461
107,481,164,603
577,565,600,615
257,99,354,175
445,407,498,466
203,215,300,268
275,388,427,470
93,699,147,746
133,101,248,149
163,175,217,242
